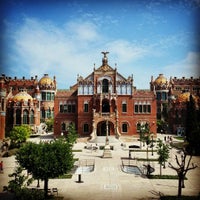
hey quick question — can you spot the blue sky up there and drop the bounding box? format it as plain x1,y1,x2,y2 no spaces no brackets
0,0,200,89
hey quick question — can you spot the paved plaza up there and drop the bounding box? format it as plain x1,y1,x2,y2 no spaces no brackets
0,134,200,200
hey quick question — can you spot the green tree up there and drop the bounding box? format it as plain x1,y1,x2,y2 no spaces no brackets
16,139,74,198
5,166,44,200
185,95,200,155
157,119,168,133
156,139,170,176
66,123,78,146
9,125,31,148
7,166,32,193
145,133,151,161
45,118,54,132
139,123,149,148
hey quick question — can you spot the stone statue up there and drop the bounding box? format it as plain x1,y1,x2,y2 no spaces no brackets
36,123,47,134
101,51,109,58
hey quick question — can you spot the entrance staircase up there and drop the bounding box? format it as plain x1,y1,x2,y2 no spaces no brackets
89,136,120,143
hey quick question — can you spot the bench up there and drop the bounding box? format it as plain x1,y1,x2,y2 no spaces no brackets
52,188,58,196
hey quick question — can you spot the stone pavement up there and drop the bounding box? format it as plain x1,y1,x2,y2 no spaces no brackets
0,134,200,200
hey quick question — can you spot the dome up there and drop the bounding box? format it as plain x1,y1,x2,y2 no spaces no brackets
13,91,33,102
154,74,167,85
39,74,54,87
177,92,197,103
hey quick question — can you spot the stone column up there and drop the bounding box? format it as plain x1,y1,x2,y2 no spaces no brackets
102,119,112,158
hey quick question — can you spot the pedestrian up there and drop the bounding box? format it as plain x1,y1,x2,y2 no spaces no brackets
167,136,170,142
0,161,3,172
147,164,151,176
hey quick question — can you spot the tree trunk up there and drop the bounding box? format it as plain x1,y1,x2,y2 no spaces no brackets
160,164,162,176
181,176,185,188
44,178,49,198
37,179,40,188
178,176,182,197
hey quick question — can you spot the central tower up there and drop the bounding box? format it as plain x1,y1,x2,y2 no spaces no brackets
54,52,157,140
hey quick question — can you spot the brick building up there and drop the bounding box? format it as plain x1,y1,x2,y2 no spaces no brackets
54,52,157,140
150,74,200,134
2,53,198,140
0,74,56,139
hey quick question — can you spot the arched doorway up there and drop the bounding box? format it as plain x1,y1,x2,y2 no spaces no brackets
97,121,108,136
97,121,114,136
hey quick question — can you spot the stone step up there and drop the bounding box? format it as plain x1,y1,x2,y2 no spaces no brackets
89,136,120,143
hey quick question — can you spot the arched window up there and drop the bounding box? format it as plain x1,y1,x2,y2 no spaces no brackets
102,99,110,113
134,104,138,113
23,110,29,124
122,101,127,112
102,79,109,93
16,109,21,125
41,92,46,101
41,108,45,119
83,123,89,133
61,122,66,131
145,122,149,130
157,92,161,100
30,110,34,124
84,101,89,112
162,92,167,100
122,123,128,133
136,123,141,133
46,108,51,118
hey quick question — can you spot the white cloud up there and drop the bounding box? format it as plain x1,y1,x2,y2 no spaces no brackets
5,16,198,90
7,17,151,88
130,52,200,89
106,40,149,63
163,52,200,79
65,21,100,42
8,18,104,88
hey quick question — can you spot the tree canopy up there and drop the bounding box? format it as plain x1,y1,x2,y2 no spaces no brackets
16,139,74,197
185,94,200,155
45,118,54,132
9,125,31,147
65,123,78,145
156,139,170,176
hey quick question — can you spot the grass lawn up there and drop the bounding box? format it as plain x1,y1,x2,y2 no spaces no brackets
72,149,82,152
160,196,199,200
173,136,184,141
170,142,188,150
56,174,73,179
147,175,187,180
137,158,158,161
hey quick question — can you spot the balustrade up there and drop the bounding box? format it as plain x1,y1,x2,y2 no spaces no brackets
93,111,116,119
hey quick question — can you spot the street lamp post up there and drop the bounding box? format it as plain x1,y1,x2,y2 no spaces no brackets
106,120,109,145
102,119,112,158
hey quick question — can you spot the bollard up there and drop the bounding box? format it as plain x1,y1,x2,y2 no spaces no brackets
77,174,83,183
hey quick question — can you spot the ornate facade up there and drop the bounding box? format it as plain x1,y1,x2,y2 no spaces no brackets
150,74,169,121
150,74,200,134
2,53,198,140
0,74,56,139
54,53,157,139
